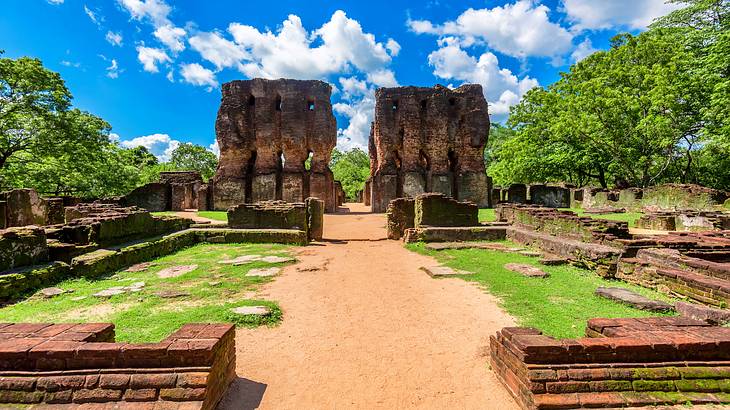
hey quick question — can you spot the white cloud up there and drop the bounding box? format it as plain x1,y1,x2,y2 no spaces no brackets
386,38,401,57
121,133,180,161
225,10,395,80
208,140,220,157
180,63,218,90
84,5,102,27
366,69,398,87
105,31,123,46
60,60,81,68
189,31,247,70
562,0,683,31
571,38,597,62
106,59,121,78
108,133,120,142
154,25,186,52
409,1,574,59
332,76,377,151
136,45,171,72
117,0,171,28
427,43,538,119
47,0,64,5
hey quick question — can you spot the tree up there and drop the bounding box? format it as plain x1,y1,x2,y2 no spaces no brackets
0,55,71,172
168,143,218,180
330,148,370,200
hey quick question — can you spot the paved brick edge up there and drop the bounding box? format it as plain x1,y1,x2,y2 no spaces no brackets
490,318,730,409
0,323,235,410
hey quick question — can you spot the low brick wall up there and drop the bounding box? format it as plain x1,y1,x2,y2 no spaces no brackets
0,323,235,408
491,317,730,409
404,226,506,243
386,198,415,240
414,193,478,227
636,210,730,231
228,201,307,232
506,227,622,277
1,227,307,303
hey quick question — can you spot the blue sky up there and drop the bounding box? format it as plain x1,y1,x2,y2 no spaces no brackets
0,0,681,159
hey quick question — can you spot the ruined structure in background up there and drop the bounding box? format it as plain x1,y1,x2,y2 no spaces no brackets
369,85,490,212
122,171,204,212
0,189,67,228
227,198,325,242
211,79,337,212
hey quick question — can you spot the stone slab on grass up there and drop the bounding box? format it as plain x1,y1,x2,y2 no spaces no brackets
539,256,568,266
218,255,263,265
246,267,280,277
94,282,145,298
425,242,510,251
595,286,674,312
504,263,549,278
676,302,730,325
156,265,198,278
126,262,155,273
259,255,296,264
40,287,67,298
420,266,473,277
155,290,190,298
230,306,271,316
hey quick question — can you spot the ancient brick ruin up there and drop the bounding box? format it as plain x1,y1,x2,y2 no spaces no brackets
0,322,235,408
369,85,491,212
492,317,730,409
227,197,324,242
210,79,338,212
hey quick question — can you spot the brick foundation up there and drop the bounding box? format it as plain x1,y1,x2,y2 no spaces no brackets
491,317,730,409
0,323,236,409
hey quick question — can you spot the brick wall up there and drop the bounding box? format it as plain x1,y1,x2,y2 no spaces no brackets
490,317,730,409
0,323,235,409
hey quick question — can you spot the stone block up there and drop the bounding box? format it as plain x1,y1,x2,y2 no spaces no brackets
228,201,307,232
305,197,324,241
0,226,49,272
252,174,277,202
529,185,570,208
414,193,478,227
121,183,170,212
507,184,527,204
2,189,47,227
281,173,305,203
386,197,415,240
457,172,489,207
211,178,246,211
430,174,452,197
403,172,426,198
371,173,399,213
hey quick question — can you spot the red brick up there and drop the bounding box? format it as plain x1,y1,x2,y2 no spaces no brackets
30,340,83,358
199,324,234,339
36,375,86,391
33,324,75,338
98,374,130,389
566,368,610,381
123,388,158,402
164,324,208,341
76,342,126,356
72,388,123,403
0,376,36,391
159,387,206,401
589,380,633,392
85,374,100,388
0,337,46,357
2,323,51,334
176,372,209,388
68,323,114,335
533,393,580,409
577,392,626,408
130,373,177,389
53,332,95,341
545,381,590,394
44,389,73,404
0,390,44,404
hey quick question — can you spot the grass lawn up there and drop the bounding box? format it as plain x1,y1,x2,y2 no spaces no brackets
408,241,677,339
478,208,496,222
0,243,294,342
197,211,228,222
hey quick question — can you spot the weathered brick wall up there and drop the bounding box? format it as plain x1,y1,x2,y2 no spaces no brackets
637,211,730,232
121,182,171,212
0,323,236,409
305,197,324,241
368,84,490,212
528,185,570,208
228,201,307,232
386,198,415,240
496,205,630,245
211,78,337,212
414,193,478,227
0,226,49,272
491,317,730,409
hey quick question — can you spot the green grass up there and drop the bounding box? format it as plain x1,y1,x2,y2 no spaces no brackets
562,208,644,227
197,211,228,222
408,241,677,339
0,243,293,342
478,208,496,222
151,211,177,217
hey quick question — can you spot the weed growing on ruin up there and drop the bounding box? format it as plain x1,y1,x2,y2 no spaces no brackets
407,241,678,339
0,243,294,342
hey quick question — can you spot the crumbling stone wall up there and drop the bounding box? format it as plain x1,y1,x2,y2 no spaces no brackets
386,198,415,240
160,171,203,211
120,183,170,212
637,210,730,231
415,193,478,227
211,78,338,212
228,201,307,232
305,197,324,241
528,184,570,208
369,84,490,212
0,226,49,272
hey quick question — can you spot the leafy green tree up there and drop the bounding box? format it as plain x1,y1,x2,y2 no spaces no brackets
127,146,158,168
168,143,218,180
0,55,71,171
330,148,370,200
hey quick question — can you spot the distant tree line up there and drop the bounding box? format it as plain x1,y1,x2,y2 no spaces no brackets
487,0,730,190
0,52,217,198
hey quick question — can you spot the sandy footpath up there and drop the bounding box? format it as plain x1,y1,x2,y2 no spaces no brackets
218,203,518,409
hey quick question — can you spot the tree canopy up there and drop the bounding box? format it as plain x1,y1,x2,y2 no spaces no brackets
488,0,730,190
330,148,370,200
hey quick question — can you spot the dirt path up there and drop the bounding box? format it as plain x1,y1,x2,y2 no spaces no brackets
219,203,518,410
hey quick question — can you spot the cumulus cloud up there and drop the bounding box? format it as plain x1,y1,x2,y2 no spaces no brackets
180,63,218,90
408,1,573,59
120,133,180,161
570,38,598,62
117,0,171,28
208,140,220,157
189,31,248,70
154,25,186,52
427,43,539,119
332,76,378,151
136,46,171,72
105,31,123,46
562,0,683,31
